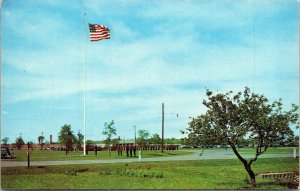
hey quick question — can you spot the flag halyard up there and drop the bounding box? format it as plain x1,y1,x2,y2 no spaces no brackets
89,24,110,42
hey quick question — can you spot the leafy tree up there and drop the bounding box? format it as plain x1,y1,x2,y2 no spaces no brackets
102,120,117,157
149,133,161,144
285,134,298,147
86,139,95,145
2,137,9,145
111,138,120,145
295,136,299,146
102,120,117,146
58,124,76,150
137,129,150,146
183,87,298,186
165,137,181,144
38,135,45,150
27,141,33,150
15,136,25,150
38,135,45,144
77,131,84,143
75,131,84,150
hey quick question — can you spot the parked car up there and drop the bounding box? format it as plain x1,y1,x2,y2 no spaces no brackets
179,145,192,149
1,146,12,159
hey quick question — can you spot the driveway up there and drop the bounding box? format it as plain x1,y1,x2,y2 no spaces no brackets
1,149,294,167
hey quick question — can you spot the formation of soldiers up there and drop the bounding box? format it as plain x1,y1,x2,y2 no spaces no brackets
116,144,137,157
48,144,179,153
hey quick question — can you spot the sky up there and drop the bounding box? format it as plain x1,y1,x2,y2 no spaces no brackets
1,0,299,144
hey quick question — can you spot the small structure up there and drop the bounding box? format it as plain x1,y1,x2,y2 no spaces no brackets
258,172,298,182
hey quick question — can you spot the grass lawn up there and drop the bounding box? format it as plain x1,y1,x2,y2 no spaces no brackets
1,158,298,189
9,149,192,161
193,147,298,153
233,147,299,155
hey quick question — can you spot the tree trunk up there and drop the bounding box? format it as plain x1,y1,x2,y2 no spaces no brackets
230,143,256,187
244,163,256,187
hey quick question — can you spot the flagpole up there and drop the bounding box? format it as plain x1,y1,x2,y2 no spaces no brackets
83,13,87,156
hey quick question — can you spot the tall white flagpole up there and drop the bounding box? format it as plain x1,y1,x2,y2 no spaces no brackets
83,13,87,156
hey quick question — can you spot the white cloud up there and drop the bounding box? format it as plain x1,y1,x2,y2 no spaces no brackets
4,0,297,103
3,25,297,104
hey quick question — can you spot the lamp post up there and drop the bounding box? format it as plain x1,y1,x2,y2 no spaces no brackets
161,103,178,153
162,103,164,153
134,125,136,145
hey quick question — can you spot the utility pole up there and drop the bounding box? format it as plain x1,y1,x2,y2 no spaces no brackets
134,125,136,145
162,103,164,153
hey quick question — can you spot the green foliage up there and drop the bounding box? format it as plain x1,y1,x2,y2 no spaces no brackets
27,141,33,149
185,87,299,149
15,136,25,150
86,139,95,145
37,136,45,145
65,171,77,176
183,87,299,185
2,137,9,145
285,134,298,147
77,131,84,143
102,120,117,146
75,131,84,149
99,168,163,178
149,133,161,144
37,135,45,149
165,137,181,144
58,124,76,147
137,129,150,145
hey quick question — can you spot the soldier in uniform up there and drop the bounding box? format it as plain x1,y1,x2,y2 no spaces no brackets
130,144,133,157
133,144,136,157
117,145,120,156
94,145,97,156
120,145,123,156
126,144,129,157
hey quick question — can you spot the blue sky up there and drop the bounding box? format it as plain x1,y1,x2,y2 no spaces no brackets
1,0,299,144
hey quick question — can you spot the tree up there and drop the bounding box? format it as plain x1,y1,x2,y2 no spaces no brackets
58,124,76,151
86,139,95,145
15,136,25,150
285,134,298,147
27,141,33,150
165,137,181,144
137,129,150,146
38,135,45,150
183,87,298,186
102,120,117,146
75,131,84,151
149,133,161,144
102,120,117,157
38,135,45,144
2,137,9,145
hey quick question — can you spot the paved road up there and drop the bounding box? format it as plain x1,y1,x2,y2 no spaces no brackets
1,149,295,167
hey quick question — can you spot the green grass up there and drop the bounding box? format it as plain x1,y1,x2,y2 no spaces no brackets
186,147,298,154
1,158,298,189
10,150,192,161
234,147,299,155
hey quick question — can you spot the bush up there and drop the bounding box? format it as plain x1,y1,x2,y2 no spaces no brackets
99,168,163,179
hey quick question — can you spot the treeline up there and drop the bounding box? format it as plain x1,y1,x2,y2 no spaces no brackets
181,134,299,148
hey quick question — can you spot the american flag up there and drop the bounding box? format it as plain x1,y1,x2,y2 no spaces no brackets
89,24,110,42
